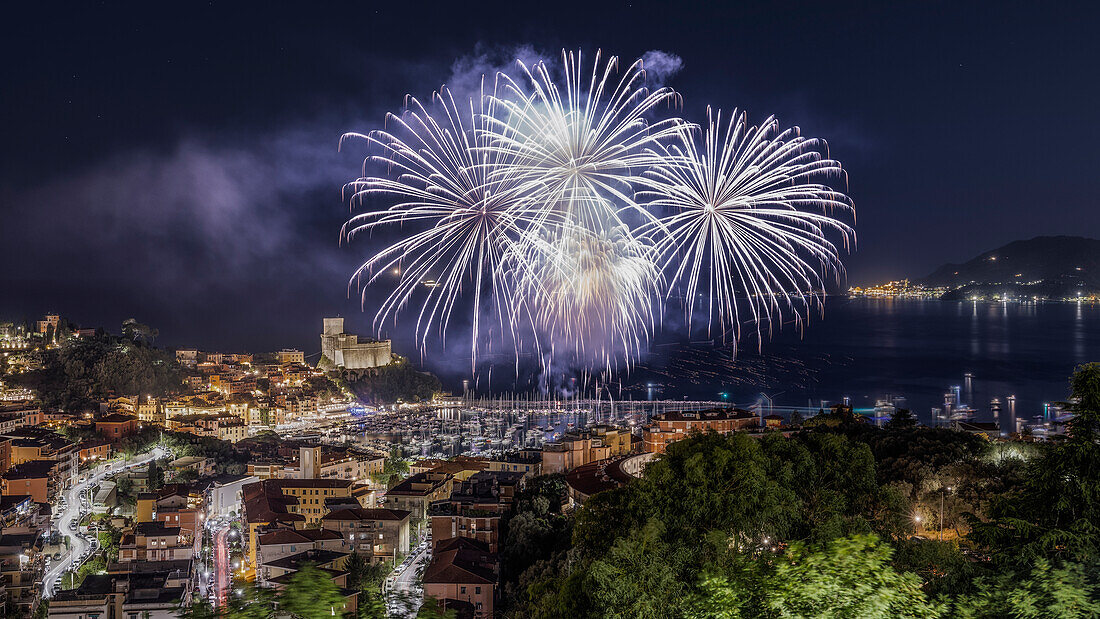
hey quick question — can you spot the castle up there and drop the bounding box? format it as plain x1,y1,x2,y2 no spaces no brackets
319,318,392,371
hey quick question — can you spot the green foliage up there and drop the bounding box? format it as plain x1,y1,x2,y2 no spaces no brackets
344,551,386,591
584,519,690,618
278,563,346,619
510,431,916,616
500,474,573,613
415,598,457,619
9,333,182,410
160,430,249,475
345,358,441,404
954,558,1100,618
73,555,107,587
891,539,976,597
373,446,411,487
121,318,158,346
969,363,1100,565
148,459,164,491
178,600,218,619
97,521,122,564
224,583,278,619
689,535,944,618
305,375,342,400
170,468,200,484
113,427,163,458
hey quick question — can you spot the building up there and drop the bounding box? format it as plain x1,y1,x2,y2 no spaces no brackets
168,414,247,443
136,398,165,425
429,471,524,553
36,314,59,335
207,474,258,518
642,409,759,454
0,495,37,529
255,529,346,585
175,349,200,367
150,485,204,555
276,349,305,365
258,548,354,612
77,439,112,464
589,425,633,456
119,522,192,562
291,446,386,483
486,452,542,477
319,318,391,371
421,537,498,618
321,507,411,564
167,456,214,479
0,531,44,613
95,413,140,440
383,472,454,529
541,433,611,475
49,561,193,619
241,478,354,571
2,427,79,489
1,461,53,503
248,461,288,480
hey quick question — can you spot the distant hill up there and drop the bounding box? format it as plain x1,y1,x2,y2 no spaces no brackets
922,236,1100,298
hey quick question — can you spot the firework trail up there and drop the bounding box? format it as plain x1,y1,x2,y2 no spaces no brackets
342,50,854,372
641,107,855,348
341,80,546,365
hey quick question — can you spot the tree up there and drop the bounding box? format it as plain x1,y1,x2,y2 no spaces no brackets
225,583,278,619
1066,362,1100,442
148,460,164,491
178,600,218,619
891,539,976,597
885,408,918,430
121,318,158,346
968,363,1100,565
955,558,1100,618
689,535,944,618
97,521,122,564
584,519,689,618
278,563,346,619
415,598,457,619
345,551,369,589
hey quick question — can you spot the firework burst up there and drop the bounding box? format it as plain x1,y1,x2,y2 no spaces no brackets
342,50,855,372
641,107,855,347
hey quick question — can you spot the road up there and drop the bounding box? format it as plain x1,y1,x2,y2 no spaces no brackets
387,541,431,617
212,524,230,608
42,446,168,597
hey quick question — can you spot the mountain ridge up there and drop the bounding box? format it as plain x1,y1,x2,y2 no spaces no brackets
921,235,1100,286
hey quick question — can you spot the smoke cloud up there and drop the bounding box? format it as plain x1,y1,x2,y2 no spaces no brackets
640,50,684,87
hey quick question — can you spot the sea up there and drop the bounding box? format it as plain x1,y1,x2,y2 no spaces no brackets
429,298,1100,431
629,297,1100,428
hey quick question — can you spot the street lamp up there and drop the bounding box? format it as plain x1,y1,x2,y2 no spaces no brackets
939,486,952,541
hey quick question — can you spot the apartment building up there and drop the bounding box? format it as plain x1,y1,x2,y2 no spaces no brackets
321,507,411,564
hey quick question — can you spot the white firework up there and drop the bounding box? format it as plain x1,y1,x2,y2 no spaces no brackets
642,106,855,346
341,50,855,374
341,81,549,363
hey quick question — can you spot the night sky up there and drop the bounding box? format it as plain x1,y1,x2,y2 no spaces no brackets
2,1,1097,356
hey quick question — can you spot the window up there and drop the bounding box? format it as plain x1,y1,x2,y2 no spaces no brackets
460,586,466,594
475,587,481,594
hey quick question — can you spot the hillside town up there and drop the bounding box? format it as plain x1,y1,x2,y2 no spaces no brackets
3,311,1096,618
1,314,755,618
